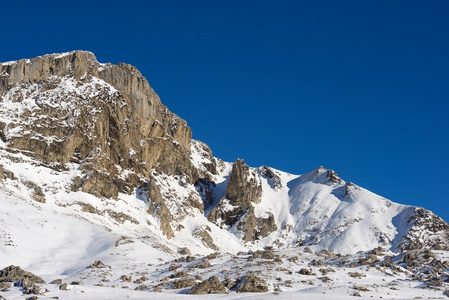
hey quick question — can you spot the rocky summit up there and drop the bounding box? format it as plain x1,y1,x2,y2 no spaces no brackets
0,51,448,299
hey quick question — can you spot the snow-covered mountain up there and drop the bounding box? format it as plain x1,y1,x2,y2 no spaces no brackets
0,51,448,298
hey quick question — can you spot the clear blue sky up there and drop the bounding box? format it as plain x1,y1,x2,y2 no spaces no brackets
2,1,448,221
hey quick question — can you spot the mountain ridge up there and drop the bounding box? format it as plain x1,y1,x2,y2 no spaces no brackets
0,50,448,261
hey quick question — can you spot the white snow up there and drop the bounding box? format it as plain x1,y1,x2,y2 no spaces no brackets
0,55,447,299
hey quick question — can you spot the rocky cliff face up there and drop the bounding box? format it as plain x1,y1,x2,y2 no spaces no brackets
0,51,216,237
0,52,194,192
393,207,449,252
208,159,277,242
1,51,448,253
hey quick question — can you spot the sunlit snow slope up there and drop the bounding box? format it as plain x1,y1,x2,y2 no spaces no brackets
1,51,448,278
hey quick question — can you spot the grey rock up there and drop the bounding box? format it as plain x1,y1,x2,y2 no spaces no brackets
0,164,15,180
198,259,212,269
23,285,40,295
298,268,313,275
0,52,217,238
120,275,132,282
171,278,196,289
21,278,34,288
394,207,449,252
234,275,268,293
87,260,107,268
0,282,12,290
178,248,191,255
208,159,277,242
348,272,366,278
258,166,283,190
193,226,218,251
188,276,228,295
303,247,313,254
185,256,196,263
0,265,45,285
135,284,149,291
171,271,188,279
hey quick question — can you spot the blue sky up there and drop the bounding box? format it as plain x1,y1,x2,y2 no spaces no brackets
2,1,448,221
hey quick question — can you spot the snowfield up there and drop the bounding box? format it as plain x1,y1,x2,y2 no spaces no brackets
1,51,448,299
1,147,449,299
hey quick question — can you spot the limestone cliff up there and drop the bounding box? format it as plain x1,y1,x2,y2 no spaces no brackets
0,51,198,197
0,51,217,237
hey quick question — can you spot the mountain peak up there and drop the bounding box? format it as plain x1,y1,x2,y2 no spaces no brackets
1,52,448,281
0,51,195,199
300,166,344,186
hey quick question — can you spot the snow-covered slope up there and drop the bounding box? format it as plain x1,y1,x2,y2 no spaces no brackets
1,51,448,298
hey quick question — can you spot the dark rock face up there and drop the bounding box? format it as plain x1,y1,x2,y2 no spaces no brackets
259,166,283,190
188,276,228,294
208,159,277,242
195,179,216,209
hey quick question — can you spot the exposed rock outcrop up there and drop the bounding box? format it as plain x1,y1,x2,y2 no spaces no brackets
208,159,262,227
188,276,228,294
193,226,218,250
0,51,197,200
0,164,15,181
234,274,268,293
0,51,222,239
259,165,283,190
145,174,175,239
394,207,449,252
0,265,45,285
208,159,277,242
302,166,344,186
2,51,448,256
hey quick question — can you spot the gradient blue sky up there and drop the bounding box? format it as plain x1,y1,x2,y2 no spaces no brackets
2,1,448,221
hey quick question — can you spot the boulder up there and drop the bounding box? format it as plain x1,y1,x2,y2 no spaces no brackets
298,268,313,275
0,164,15,180
172,278,196,289
178,248,191,255
198,259,212,269
0,282,12,290
188,276,228,294
87,260,107,268
234,275,268,293
0,265,45,285
186,256,196,263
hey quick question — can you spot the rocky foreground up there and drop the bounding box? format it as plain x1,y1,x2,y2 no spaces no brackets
1,247,449,299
